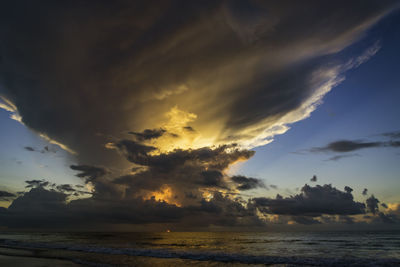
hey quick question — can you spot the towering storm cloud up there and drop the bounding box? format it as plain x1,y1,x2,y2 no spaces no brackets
0,1,399,229
0,0,396,166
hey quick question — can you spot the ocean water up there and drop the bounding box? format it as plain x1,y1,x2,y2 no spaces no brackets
0,231,399,266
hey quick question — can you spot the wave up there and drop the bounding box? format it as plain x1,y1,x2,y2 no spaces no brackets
1,238,400,266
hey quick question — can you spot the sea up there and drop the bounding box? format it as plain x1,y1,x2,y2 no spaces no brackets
0,231,399,266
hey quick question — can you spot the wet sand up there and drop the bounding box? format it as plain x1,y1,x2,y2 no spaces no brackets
0,247,85,266
0,254,84,267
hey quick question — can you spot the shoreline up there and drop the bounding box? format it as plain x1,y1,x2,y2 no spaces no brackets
0,245,237,267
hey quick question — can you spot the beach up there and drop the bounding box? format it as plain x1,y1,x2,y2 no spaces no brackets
0,247,84,267
0,255,84,267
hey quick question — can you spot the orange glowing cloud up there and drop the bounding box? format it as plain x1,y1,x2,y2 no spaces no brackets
143,185,181,207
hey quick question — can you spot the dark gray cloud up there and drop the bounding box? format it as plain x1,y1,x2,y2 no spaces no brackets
114,140,157,165
313,139,400,153
375,204,400,224
362,188,368,196
0,179,398,229
24,145,58,154
344,186,353,194
55,184,91,197
200,170,224,187
0,186,158,228
325,154,359,161
252,184,366,217
110,142,256,203
381,130,400,139
0,191,15,198
115,141,254,173
24,179,91,197
0,190,16,200
25,179,50,188
183,126,195,132
366,195,380,214
312,140,382,153
128,128,166,141
70,165,108,183
0,183,263,229
231,175,265,191
377,212,397,224
56,184,75,192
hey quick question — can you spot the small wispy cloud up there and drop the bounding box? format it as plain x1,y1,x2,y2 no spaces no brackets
310,133,400,154
324,154,360,161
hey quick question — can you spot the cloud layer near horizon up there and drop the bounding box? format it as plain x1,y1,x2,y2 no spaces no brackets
1,180,399,229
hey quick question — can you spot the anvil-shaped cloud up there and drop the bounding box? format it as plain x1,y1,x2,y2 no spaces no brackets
0,1,399,229
0,1,396,164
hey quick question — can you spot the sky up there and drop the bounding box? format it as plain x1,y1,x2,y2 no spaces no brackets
0,0,400,231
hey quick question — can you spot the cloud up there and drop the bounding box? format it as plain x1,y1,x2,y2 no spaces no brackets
0,96,22,122
231,175,265,191
252,184,366,217
55,184,91,196
310,175,317,182
0,1,398,229
344,186,353,194
183,126,195,132
381,131,400,139
0,0,396,168
1,179,399,229
128,128,166,141
0,181,264,229
312,140,382,153
23,179,91,197
0,190,16,201
109,142,256,204
312,140,400,153
200,170,224,187
291,216,321,225
362,188,368,196
114,141,254,173
366,195,380,214
376,204,400,224
338,215,355,224
377,212,397,224
70,165,108,183
24,145,58,154
324,154,359,161
25,180,50,188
